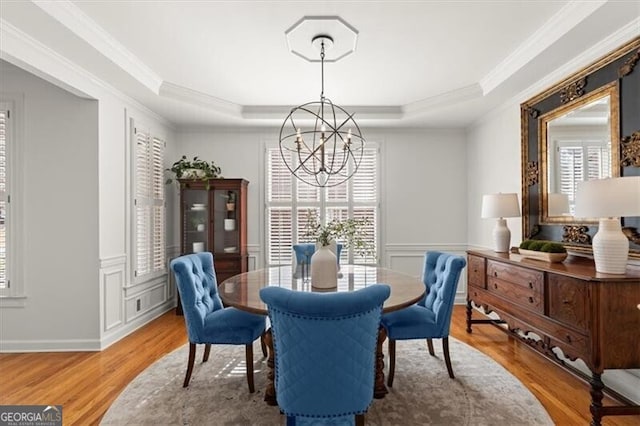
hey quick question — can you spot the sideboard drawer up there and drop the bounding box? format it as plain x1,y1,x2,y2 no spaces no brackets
467,255,486,288
487,260,543,289
487,277,543,313
548,274,589,332
547,321,590,361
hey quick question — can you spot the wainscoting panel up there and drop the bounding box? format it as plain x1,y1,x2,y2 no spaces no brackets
384,244,468,304
99,255,126,334
247,244,260,271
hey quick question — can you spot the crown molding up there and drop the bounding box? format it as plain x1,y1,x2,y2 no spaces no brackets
33,0,162,94
471,20,640,129
402,84,483,117
0,19,172,128
479,0,607,96
159,82,241,118
241,104,403,120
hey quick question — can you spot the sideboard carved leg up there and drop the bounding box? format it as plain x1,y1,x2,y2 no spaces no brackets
263,328,277,406
466,299,473,333
589,372,604,426
374,326,388,399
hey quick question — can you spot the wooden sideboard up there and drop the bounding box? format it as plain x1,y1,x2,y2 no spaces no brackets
466,249,640,426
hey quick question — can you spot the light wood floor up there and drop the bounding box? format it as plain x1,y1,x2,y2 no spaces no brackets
1,306,638,425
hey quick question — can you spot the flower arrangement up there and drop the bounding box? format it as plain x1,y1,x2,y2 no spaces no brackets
302,210,375,258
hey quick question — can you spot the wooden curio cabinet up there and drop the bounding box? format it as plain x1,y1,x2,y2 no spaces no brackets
179,178,249,284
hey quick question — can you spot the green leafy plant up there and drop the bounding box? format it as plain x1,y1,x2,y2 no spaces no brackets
519,240,566,253
302,210,375,258
540,242,567,253
165,155,222,185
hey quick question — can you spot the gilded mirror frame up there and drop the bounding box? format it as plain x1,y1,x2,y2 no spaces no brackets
521,36,640,259
539,81,620,224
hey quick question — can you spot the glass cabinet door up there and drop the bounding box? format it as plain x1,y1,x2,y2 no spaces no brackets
183,189,209,254
213,189,239,254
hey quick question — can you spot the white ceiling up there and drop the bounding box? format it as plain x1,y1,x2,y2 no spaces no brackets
1,1,639,128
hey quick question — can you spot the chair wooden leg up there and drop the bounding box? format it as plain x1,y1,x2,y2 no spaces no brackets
202,343,211,362
246,344,255,393
426,338,435,356
442,336,455,379
355,413,365,426
260,332,267,357
183,343,196,388
387,339,396,387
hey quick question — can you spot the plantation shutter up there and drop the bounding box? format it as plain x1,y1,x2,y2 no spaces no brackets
557,140,610,216
351,148,378,263
134,126,166,279
267,149,293,264
0,110,7,289
266,144,379,266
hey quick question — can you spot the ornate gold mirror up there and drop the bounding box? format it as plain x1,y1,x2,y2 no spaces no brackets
540,82,619,223
521,37,640,258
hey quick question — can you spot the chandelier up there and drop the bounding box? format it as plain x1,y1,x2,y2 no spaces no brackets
279,35,365,188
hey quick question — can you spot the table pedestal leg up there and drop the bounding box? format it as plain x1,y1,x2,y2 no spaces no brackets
263,328,277,406
374,326,388,399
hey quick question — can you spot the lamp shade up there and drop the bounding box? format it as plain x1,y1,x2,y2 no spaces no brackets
481,193,521,218
575,176,640,218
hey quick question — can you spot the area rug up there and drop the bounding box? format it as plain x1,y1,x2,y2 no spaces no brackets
101,337,553,425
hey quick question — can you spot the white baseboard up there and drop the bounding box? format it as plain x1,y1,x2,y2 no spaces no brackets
0,300,176,352
99,300,177,350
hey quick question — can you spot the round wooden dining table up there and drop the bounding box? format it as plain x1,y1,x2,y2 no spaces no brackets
219,264,426,405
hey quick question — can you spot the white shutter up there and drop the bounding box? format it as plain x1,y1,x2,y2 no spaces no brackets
268,207,292,264
0,111,7,289
265,144,378,266
352,148,377,202
268,149,292,202
133,126,166,279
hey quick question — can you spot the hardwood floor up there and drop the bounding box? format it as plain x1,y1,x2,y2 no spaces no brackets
1,306,638,425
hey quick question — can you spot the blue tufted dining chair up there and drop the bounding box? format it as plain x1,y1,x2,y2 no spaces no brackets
381,251,466,386
170,252,266,391
260,284,390,426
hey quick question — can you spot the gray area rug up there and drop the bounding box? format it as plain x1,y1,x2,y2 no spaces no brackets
101,337,553,425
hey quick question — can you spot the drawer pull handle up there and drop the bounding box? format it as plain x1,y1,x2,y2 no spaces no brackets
529,282,533,289
494,283,498,289
528,296,534,304
494,272,498,277
562,300,571,304
565,335,572,343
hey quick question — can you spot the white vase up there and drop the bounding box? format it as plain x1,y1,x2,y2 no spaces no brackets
224,219,236,231
311,244,338,289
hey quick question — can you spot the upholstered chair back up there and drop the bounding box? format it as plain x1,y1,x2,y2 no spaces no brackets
260,284,390,421
420,251,467,336
171,252,224,343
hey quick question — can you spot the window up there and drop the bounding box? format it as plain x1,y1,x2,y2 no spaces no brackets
265,144,379,266
553,139,611,215
132,123,166,280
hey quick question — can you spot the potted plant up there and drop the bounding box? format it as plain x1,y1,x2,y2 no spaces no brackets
165,155,222,185
302,210,375,258
301,210,374,288
518,240,567,263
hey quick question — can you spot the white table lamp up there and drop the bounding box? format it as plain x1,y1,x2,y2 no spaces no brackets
575,176,640,274
481,193,521,253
